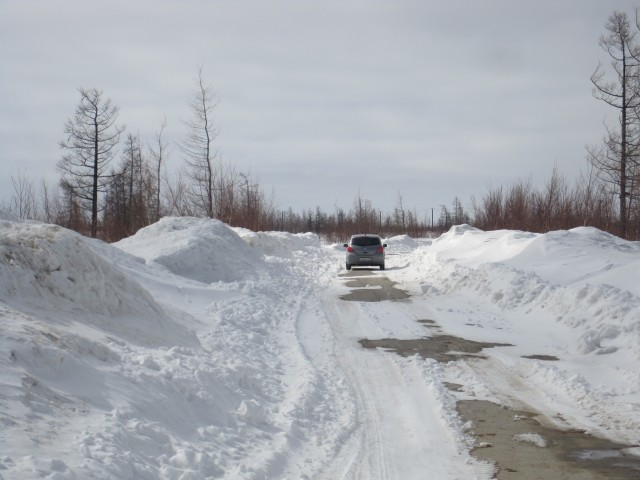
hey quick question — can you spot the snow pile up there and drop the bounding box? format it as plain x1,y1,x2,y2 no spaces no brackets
409,225,640,359
0,219,196,347
235,229,320,257
384,234,428,254
401,225,640,443
115,217,263,283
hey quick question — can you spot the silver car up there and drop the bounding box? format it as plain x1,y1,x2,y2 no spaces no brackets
344,234,387,270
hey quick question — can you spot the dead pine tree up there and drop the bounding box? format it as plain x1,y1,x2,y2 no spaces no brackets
149,116,168,222
58,88,124,238
589,10,640,239
180,67,219,218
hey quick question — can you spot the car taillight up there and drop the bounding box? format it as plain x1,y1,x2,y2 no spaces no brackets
376,246,384,253
347,246,354,252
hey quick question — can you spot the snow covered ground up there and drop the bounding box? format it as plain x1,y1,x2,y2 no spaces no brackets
0,214,639,479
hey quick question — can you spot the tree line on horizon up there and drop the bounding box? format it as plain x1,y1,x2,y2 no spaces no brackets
4,9,640,241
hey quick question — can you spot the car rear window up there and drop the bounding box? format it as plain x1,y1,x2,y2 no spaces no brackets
351,236,381,247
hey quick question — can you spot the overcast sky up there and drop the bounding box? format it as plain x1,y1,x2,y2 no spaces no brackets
1,0,637,218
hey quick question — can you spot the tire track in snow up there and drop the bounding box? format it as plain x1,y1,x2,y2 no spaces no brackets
316,298,389,480
318,280,481,480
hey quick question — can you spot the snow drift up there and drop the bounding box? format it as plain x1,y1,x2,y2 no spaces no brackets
410,225,640,359
114,217,264,283
0,219,196,347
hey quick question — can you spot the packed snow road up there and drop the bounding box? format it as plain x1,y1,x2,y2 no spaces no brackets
312,271,487,479
1,215,639,479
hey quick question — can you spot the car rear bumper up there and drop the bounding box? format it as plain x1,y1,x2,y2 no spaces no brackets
346,253,385,266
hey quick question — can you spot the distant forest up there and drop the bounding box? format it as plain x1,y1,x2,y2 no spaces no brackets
4,9,640,242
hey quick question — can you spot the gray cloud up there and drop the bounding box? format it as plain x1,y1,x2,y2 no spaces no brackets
0,0,631,216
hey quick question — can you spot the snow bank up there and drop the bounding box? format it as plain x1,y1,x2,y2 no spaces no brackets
402,225,640,443
0,218,196,347
509,227,640,291
235,229,320,257
427,225,640,293
414,226,640,361
115,217,264,283
385,234,430,254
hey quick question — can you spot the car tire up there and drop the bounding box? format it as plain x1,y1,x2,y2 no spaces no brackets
346,263,352,270
380,264,385,271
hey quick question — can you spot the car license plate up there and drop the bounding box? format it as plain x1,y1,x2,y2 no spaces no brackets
359,257,371,261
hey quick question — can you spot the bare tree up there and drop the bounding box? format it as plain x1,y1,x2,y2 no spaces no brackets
472,186,504,230
58,88,124,237
58,179,88,233
40,180,62,224
164,168,194,217
352,191,378,233
451,196,470,225
181,67,219,217
502,179,533,231
590,11,640,238
103,132,151,240
7,171,38,220
215,159,239,223
394,192,406,231
149,116,168,221
437,204,452,231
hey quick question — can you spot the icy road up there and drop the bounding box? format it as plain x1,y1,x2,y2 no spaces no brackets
1,215,639,479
